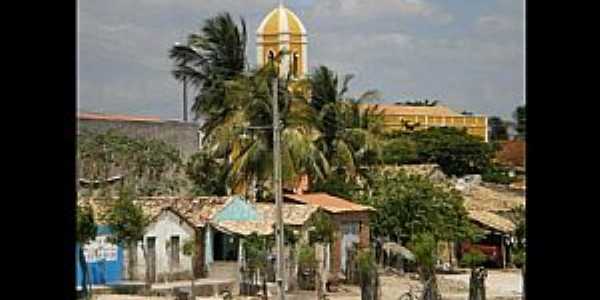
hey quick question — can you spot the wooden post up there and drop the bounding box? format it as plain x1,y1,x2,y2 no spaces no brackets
501,236,507,269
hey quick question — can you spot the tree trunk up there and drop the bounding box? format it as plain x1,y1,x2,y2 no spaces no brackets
79,246,89,298
421,268,441,300
190,259,196,300
262,269,268,300
141,241,151,291
128,242,136,280
468,267,487,300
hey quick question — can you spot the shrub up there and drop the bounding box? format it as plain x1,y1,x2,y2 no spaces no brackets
381,137,419,165
460,248,487,268
481,165,514,185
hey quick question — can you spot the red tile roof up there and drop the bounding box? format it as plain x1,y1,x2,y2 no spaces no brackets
284,193,375,214
78,112,162,122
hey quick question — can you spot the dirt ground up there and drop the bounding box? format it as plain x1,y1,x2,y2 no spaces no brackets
93,269,523,300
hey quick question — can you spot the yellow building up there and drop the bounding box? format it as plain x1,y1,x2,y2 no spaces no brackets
363,104,489,142
256,3,307,79
255,6,487,142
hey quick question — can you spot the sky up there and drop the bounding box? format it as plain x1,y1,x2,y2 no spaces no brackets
78,0,524,121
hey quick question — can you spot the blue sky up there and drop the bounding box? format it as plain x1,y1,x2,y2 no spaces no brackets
78,0,524,120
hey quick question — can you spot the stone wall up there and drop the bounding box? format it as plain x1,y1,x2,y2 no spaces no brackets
78,118,201,161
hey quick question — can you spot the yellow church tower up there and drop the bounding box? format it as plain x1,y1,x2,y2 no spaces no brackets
256,3,307,78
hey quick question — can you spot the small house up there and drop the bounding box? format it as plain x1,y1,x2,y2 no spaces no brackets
459,210,516,268
284,193,375,277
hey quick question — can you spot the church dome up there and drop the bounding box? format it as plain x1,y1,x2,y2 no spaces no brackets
256,4,307,36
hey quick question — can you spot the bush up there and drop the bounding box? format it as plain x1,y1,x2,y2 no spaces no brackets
381,137,419,165
481,165,514,185
512,248,525,268
297,244,317,268
460,248,487,268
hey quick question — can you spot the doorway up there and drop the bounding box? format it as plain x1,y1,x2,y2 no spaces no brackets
147,236,156,283
213,231,238,261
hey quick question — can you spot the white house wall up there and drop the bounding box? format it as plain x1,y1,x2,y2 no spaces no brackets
124,210,196,281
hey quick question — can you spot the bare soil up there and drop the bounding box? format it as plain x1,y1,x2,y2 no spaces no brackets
93,269,522,300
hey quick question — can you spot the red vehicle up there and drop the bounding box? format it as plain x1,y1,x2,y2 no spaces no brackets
460,242,502,267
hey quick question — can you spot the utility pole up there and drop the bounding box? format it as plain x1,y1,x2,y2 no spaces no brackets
272,77,285,300
183,77,188,122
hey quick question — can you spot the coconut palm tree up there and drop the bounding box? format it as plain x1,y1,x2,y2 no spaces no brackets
308,65,383,184
169,12,247,137
202,57,329,195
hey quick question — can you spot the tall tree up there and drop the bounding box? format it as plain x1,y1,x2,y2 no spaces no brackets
105,187,152,287
169,12,248,136
185,151,228,196
411,233,442,300
308,65,382,183
201,60,329,195
358,169,477,244
411,127,495,177
488,116,508,141
513,105,526,139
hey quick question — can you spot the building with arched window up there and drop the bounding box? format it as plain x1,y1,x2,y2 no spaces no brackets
256,3,307,78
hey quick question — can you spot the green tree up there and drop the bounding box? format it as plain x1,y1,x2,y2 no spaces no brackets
355,249,379,300
311,172,362,200
381,136,419,165
411,127,495,177
182,238,198,299
308,211,335,245
513,105,526,139
410,233,441,300
185,151,228,196
201,61,329,194
360,169,476,244
243,233,275,298
76,204,97,299
77,131,183,196
488,116,508,141
169,12,248,133
105,187,152,287
308,65,383,184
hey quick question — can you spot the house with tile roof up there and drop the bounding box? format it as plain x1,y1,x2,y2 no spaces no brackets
284,192,375,277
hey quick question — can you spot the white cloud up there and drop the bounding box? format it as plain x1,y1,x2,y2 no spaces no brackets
78,0,523,119
308,0,453,23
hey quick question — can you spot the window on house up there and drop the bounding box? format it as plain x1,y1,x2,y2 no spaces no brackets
170,236,180,268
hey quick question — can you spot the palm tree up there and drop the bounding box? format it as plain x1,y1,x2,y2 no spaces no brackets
169,12,247,137
308,65,383,184
202,58,329,196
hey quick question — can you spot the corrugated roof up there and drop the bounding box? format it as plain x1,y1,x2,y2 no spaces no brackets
78,112,162,123
463,185,525,212
256,203,319,226
78,196,319,236
360,104,463,117
468,210,516,233
284,193,375,214
380,164,447,182
77,196,229,227
212,220,275,236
